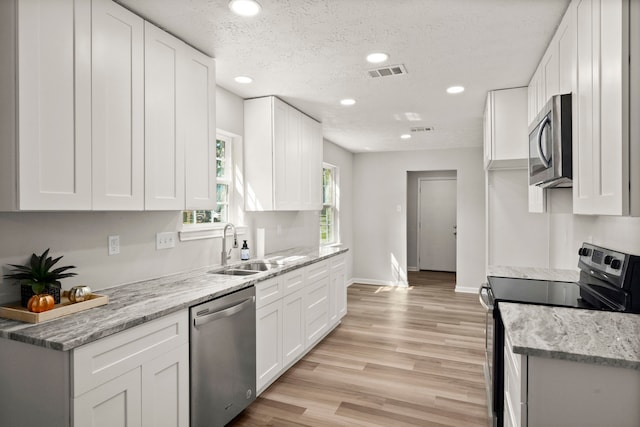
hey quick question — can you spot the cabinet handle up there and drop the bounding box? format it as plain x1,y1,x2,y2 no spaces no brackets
537,115,552,168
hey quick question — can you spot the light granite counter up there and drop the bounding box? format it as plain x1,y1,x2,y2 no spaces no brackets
0,246,348,351
500,302,640,370
488,265,580,282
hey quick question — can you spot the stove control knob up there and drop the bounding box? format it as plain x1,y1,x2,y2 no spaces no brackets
604,255,613,265
580,248,592,257
610,259,622,270
578,248,584,256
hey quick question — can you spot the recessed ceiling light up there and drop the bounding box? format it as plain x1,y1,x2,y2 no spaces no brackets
446,85,465,94
400,134,412,140
234,76,253,84
366,52,389,63
229,0,261,17
340,98,356,106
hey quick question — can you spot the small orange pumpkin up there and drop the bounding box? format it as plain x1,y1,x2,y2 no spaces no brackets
27,293,55,313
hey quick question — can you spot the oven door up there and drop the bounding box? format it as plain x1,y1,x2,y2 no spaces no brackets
478,284,495,421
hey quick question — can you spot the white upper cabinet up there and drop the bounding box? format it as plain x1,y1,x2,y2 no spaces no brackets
0,0,92,211
300,114,324,211
244,96,323,211
144,22,185,210
484,87,529,170
183,46,216,210
92,0,145,210
0,0,215,212
144,22,216,211
573,0,638,215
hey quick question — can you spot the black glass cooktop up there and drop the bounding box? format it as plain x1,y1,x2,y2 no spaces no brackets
487,276,594,309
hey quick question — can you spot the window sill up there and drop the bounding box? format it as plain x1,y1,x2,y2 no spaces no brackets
321,242,342,248
179,224,249,242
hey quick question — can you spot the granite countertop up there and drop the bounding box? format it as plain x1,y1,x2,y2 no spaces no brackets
488,265,580,282
500,302,640,370
0,246,348,351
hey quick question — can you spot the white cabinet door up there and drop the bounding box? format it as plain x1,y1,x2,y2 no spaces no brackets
144,22,185,210
300,113,323,210
142,344,189,427
557,2,577,95
330,256,347,322
274,99,302,210
74,367,142,427
484,88,529,170
573,0,630,215
91,0,144,210
304,264,330,347
541,44,559,105
282,289,306,367
256,300,283,393
183,46,216,210
14,0,91,210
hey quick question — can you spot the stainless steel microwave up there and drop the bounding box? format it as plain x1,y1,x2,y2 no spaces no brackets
528,94,572,187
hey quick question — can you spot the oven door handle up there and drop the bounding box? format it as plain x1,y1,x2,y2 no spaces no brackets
478,284,493,311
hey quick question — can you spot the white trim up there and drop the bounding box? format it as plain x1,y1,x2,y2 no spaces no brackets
455,286,479,294
179,225,248,242
407,266,419,272
351,277,409,287
346,278,356,287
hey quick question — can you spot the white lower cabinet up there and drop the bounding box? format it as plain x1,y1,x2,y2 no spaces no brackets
282,289,306,367
256,298,283,392
73,310,189,427
504,331,640,427
255,255,347,395
73,367,143,427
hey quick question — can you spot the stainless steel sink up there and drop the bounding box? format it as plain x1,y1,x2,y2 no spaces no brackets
212,269,260,276
208,261,280,276
232,261,279,271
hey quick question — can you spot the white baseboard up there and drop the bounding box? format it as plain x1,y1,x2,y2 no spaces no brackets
407,266,419,272
346,278,355,287
455,286,479,294
351,277,409,287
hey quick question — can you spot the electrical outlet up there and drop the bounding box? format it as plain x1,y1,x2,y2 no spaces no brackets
156,232,176,250
108,235,120,256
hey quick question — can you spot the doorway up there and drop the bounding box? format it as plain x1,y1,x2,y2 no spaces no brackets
418,178,457,272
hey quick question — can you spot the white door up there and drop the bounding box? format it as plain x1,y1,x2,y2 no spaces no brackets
418,179,457,272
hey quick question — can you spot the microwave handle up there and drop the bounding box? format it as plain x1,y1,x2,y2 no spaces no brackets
537,116,552,168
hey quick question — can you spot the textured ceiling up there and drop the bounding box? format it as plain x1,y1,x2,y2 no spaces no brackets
117,0,570,153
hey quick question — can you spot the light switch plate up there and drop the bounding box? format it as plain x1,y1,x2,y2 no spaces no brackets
108,235,120,256
156,232,176,250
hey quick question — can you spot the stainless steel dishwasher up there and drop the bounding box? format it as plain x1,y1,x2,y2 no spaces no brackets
190,286,256,427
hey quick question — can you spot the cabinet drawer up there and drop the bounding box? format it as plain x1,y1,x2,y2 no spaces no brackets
72,310,188,397
306,260,329,282
255,277,283,308
283,269,305,296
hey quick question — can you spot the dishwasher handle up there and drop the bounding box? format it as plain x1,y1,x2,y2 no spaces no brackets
193,297,255,328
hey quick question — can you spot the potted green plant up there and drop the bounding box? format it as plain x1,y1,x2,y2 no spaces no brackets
4,249,77,309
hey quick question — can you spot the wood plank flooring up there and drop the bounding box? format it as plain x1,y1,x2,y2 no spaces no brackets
230,271,489,426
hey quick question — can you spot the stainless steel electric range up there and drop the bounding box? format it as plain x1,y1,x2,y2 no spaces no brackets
479,242,640,427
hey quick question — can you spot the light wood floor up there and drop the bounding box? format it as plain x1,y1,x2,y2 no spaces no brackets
231,271,489,426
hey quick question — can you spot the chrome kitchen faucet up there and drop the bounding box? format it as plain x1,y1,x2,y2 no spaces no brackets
221,223,238,266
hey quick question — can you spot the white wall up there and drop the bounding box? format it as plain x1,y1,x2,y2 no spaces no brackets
352,147,485,291
323,139,354,281
406,170,457,270
487,169,549,268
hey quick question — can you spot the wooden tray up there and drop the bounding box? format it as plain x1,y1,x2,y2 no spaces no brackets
0,292,108,324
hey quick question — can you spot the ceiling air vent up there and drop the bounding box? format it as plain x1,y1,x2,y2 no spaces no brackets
367,64,408,78
410,126,434,133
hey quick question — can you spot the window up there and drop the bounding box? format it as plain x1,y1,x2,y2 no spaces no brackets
183,134,233,226
320,163,338,245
